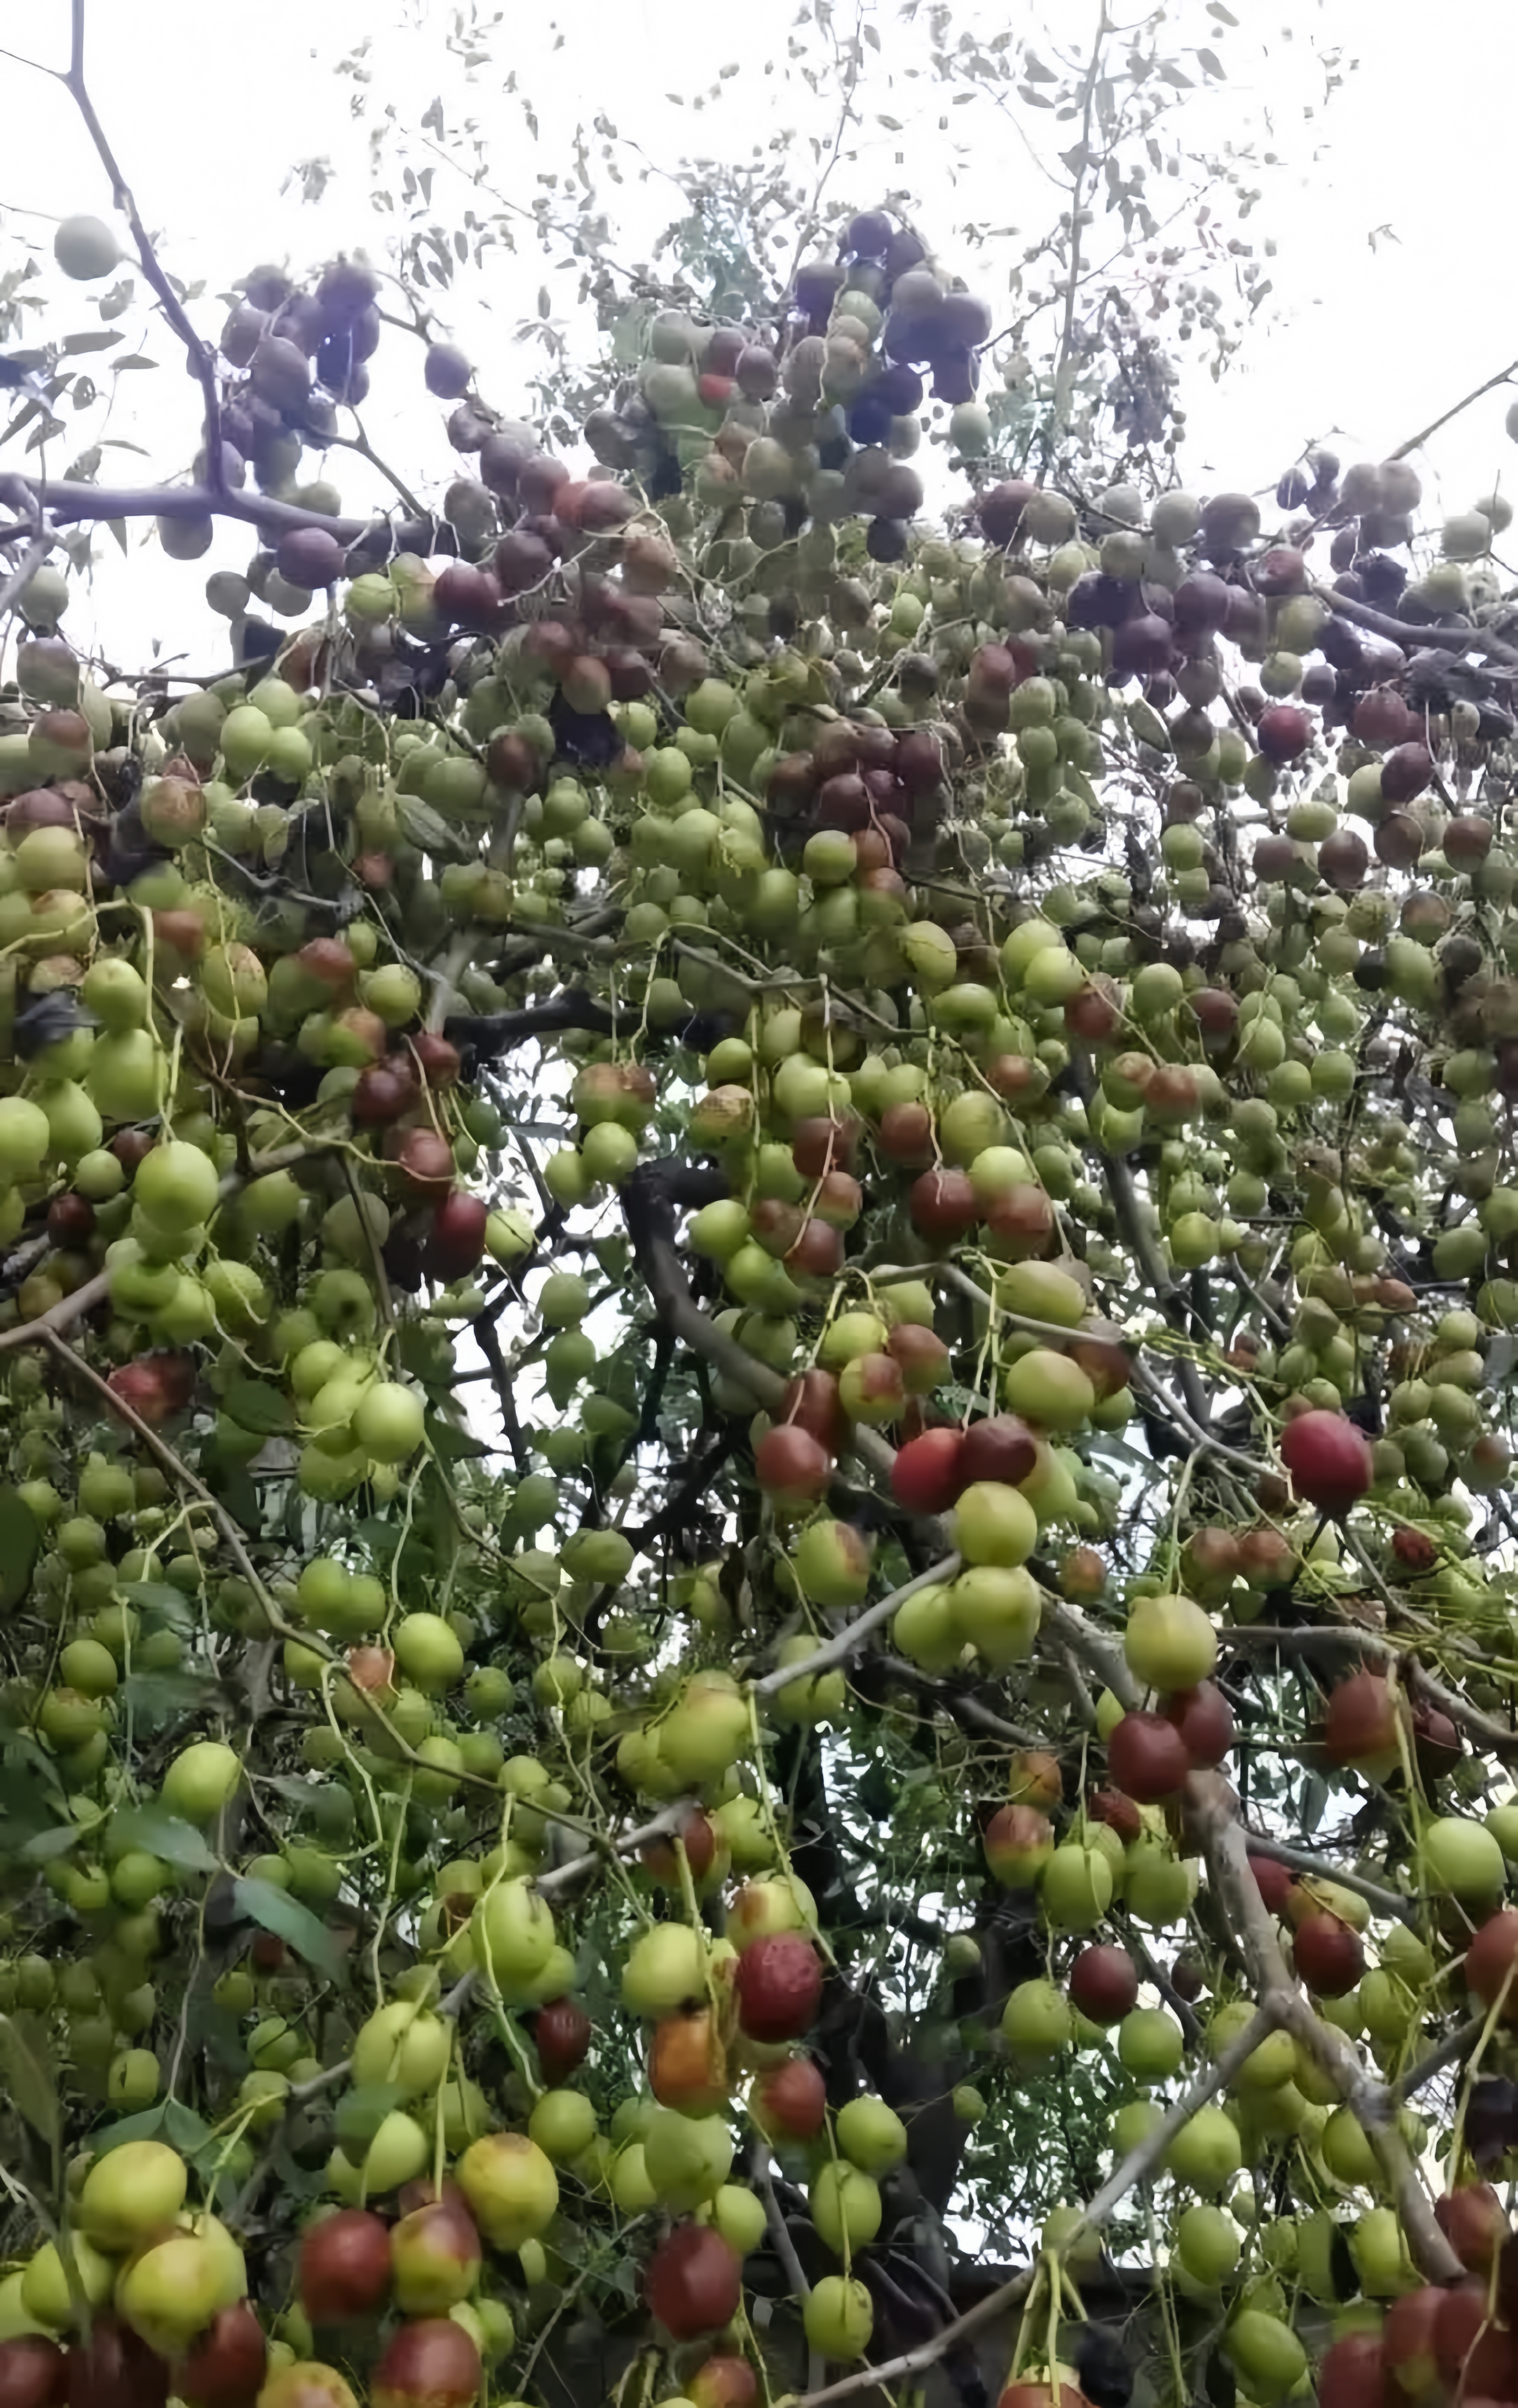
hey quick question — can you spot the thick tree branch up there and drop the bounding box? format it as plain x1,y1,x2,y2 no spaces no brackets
1314,580,1518,670
0,477,366,546
1189,1769,1460,2285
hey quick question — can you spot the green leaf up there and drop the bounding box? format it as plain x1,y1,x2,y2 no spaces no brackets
428,1418,490,1464
108,1806,219,1872
0,2012,59,2148
120,1670,221,1724
335,2083,407,2151
0,1759,62,1838
224,1378,294,1436
164,2099,216,2152
21,1824,86,1864
397,794,467,857
91,2104,167,2152
120,1580,198,1622
62,329,123,354
0,1488,39,1615
233,1877,346,1985
206,1462,261,1533
111,355,158,372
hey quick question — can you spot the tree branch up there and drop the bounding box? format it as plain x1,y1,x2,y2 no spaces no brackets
787,1996,1283,2408
1188,1768,1461,2286
62,0,224,493
0,476,366,546
751,1557,961,1698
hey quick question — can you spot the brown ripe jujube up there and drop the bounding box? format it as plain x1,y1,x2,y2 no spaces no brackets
1069,1945,1139,2025
299,2208,393,2322
178,2306,267,2408
734,1933,823,2041
646,2226,742,2342
371,2320,480,2408
534,1996,593,2086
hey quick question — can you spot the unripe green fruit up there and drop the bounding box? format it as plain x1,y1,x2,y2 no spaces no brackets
78,2138,187,2249
161,1738,240,1822
55,215,123,280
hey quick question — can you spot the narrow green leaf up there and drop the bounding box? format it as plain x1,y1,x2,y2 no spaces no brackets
21,1825,85,1864
233,1878,346,1985
119,1580,197,1617
428,1418,490,1464
335,2083,407,2152
119,1670,221,1723
224,1379,294,1436
62,329,123,354
0,1764,59,1840
91,2104,167,2153
107,1805,219,1873
0,1489,39,1614
0,2012,59,2148
397,794,466,857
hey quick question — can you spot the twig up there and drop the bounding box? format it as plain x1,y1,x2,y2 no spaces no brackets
1314,580,1518,671
0,1268,108,1354
750,1557,961,1697
1396,2014,1484,2100
751,2139,810,2300
1387,358,1518,462
61,0,224,492
1240,1829,1414,1925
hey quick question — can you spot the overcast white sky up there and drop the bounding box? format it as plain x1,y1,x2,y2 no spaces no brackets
2,0,1516,666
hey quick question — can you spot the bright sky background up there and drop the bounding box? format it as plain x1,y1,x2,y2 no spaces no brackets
3,0,1518,671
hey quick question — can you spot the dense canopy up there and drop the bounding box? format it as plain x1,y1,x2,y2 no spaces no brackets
7,17,1518,2408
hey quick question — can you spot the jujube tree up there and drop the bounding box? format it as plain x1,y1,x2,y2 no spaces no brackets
5,12,1518,2408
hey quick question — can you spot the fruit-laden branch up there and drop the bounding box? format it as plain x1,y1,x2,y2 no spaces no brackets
0,474,369,547
60,0,225,494
624,1164,910,1499
279,1798,696,2115
0,1268,109,1355
1316,580,1518,669
470,1308,532,1473
1225,1622,1518,1760
443,988,625,1060
1039,1590,1141,1711
1240,1830,1415,1925
1387,357,1518,464
750,1556,962,1697
1284,1996,1462,2283
783,1997,1285,2408
862,1653,1042,1749
0,1139,329,1357
1188,1769,1463,2285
